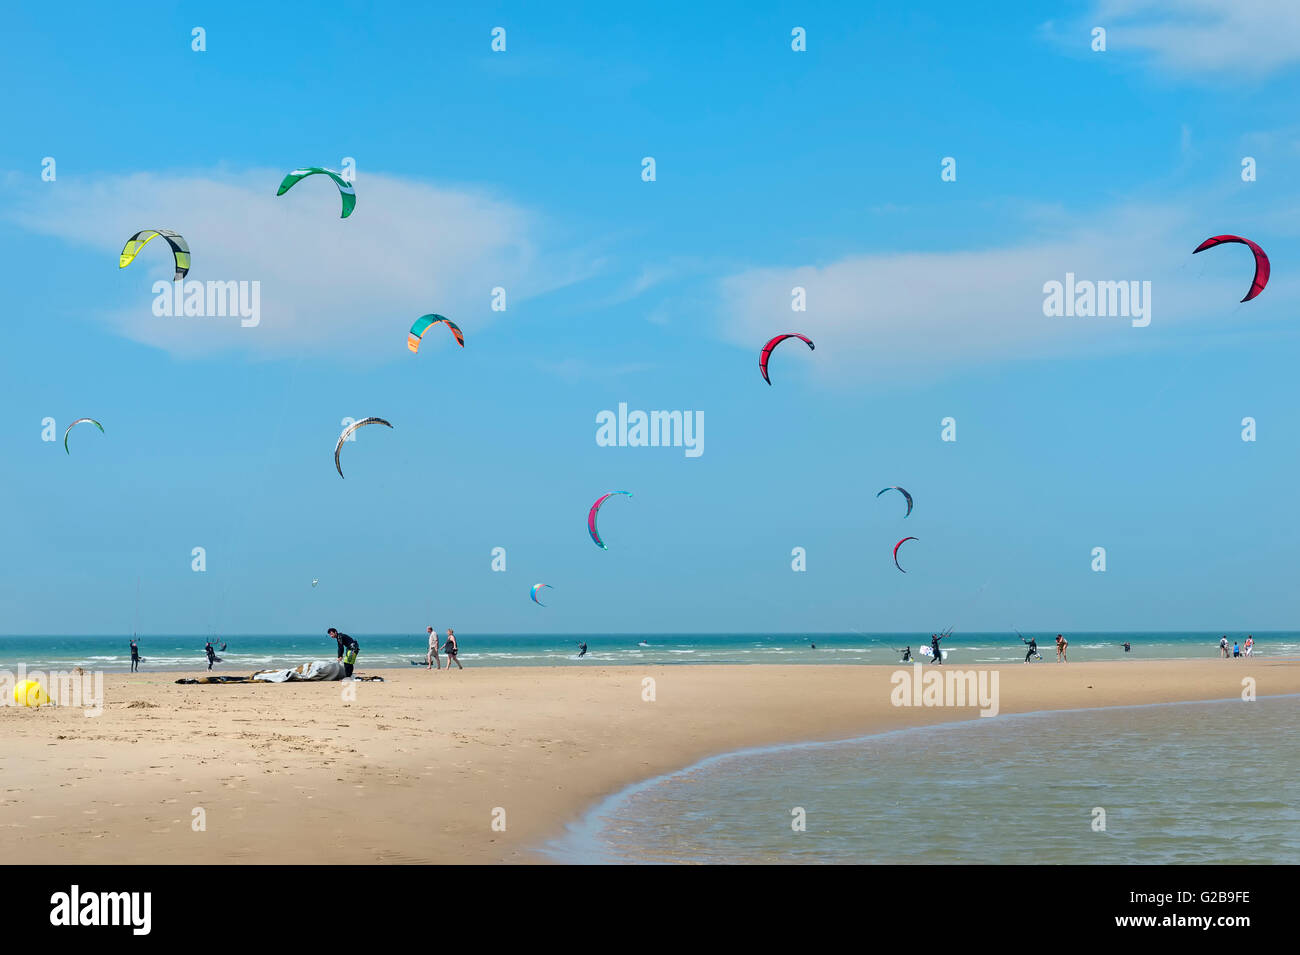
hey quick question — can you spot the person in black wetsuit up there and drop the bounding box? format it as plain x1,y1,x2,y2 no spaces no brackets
577,642,588,658
1122,641,1131,653
204,640,218,671
218,642,228,652
328,628,360,677
130,638,140,673
1021,634,1039,663
930,632,945,665
897,646,912,662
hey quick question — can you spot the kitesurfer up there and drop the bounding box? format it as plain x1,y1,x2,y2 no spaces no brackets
204,640,218,671
1021,634,1039,663
1122,641,1131,653
577,642,588,658
930,632,945,665
898,646,911,662
130,638,140,673
329,628,360,677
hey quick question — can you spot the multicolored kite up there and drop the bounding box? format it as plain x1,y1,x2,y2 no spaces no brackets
893,537,918,573
407,314,465,353
877,486,913,518
588,491,632,550
759,333,815,385
276,167,356,218
1193,234,1270,302
334,417,393,478
63,418,104,455
119,230,190,281
530,583,552,606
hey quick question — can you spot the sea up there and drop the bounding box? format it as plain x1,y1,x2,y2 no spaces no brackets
544,695,1300,864
0,631,1292,672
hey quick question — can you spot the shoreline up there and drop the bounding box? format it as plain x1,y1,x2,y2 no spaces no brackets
2,660,1296,864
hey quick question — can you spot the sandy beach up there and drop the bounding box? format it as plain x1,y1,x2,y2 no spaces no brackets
2,659,1296,864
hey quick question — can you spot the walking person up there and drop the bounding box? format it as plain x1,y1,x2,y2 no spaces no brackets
329,628,360,677
1055,634,1068,662
444,628,463,670
1245,635,1254,657
1219,636,1229,659
204,639,218,671
425,627,442,670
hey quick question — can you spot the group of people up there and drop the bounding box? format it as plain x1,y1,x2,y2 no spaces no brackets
1018,633,1069,662
422,627,462,670
1218,635,1254,659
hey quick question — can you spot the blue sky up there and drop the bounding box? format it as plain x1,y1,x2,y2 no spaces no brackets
3,1,1300,635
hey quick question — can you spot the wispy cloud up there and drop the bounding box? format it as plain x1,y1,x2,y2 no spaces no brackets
1085,0,1300,77
715,202,1289,385
9,169,593,359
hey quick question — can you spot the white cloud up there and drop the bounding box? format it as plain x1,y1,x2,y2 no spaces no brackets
1089,0,1300,76
10,169,589,358
716,203,1281,384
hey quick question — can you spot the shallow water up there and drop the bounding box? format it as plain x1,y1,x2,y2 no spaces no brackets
546,696,1300,864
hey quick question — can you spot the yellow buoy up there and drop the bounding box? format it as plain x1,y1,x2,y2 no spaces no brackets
13,679,50,707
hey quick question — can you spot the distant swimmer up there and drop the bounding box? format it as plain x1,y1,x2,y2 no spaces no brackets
329,627,360,677
444,628,463,670
1122,641,1131,653
638,641,650,647
578,642,588,658
1245,635,1254,657
203,640,219,671
130,638,140,673
1055,634,1068,662
218,642,228,652
897,646,911,662
1219,636,1229,659
810,642,817,649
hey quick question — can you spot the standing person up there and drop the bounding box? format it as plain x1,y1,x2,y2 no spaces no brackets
1219,636,1229,659
1122,641,1131,653
204,640,218,671
329,628,360,677
1055,634,1068,662
897,646,912,662
130,638,140,673
425,627,442,670
1233,641,1241,658
444,628,463,670
1245,635,1254,657
1020,634,1039,663
930,632,945,665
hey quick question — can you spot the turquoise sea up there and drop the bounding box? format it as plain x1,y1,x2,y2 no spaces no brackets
0,631,1293,672
545,696,1300,864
